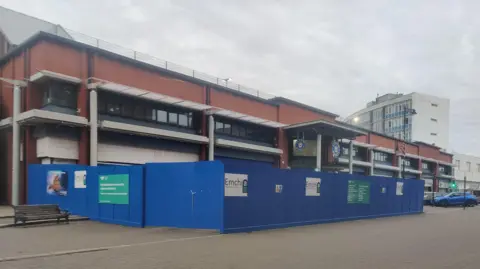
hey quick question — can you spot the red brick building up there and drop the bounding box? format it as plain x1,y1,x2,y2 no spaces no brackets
0,31,453,205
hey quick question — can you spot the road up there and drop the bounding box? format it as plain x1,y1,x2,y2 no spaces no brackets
1,206,479,269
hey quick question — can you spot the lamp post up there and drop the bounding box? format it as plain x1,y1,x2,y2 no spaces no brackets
464,175,467,210
402,105,417,179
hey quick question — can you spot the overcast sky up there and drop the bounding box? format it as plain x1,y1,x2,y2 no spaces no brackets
1,0,479,155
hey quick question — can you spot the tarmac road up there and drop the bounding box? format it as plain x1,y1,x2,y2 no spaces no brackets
1,206,479,269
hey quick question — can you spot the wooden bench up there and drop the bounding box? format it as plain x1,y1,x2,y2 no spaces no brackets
13,204,70,225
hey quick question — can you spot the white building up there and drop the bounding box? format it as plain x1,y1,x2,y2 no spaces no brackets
454,153,480,192
345,92,450,149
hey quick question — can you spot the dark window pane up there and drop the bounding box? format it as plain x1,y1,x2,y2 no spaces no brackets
238,126,246,137
231,125,239,136
49,82,77,108
223,123,231,134
178,113,188,127
122,103,133,117
169,112,178,124
107,103,121,115
98,98,106,113
157,110,167,122
133,106,145,119
215,122,223,132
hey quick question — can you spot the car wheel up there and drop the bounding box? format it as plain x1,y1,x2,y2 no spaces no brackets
440,200,449,207
466,200,476,207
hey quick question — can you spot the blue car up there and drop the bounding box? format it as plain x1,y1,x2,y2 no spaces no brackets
434,192,478,207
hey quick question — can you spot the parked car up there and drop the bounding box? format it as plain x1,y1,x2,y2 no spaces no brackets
433,192,478,207
424,192,447,205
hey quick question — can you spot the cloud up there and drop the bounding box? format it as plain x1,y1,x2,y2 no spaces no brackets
0,0,478,154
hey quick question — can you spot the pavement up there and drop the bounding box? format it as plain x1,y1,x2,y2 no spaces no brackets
0,206,12,218
1,206,480,269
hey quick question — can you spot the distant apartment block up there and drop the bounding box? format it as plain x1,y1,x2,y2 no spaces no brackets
345,92,450,149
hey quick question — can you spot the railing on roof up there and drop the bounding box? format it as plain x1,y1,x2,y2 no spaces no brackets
62,28,276,100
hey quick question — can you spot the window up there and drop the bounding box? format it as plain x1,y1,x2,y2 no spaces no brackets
155,110,166,122
223,123,231,134
402,158,411,167
178,113,188,127
107,103,121,115
431,103,438,107
133,106,145,120
147,108,156,121
168,112,178,124
431,118,438,122
455,160,460,169
466,162,471,172
43,82,78,109
430,133,437,136
215,121,224,132
374,152,389,162
422,162,428,170
122,103,133,117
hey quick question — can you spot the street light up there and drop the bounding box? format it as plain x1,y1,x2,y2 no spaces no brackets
353,117,359,123
222,78,232,87
401,105,417,179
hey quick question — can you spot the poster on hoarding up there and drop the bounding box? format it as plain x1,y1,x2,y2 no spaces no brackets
98,174,129,204
74,170,87,189
306,177,321,196
47,170,68,196
396,182,404,196
225,173,248,197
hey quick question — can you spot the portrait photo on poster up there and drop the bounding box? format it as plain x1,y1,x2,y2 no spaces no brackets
47,170,68,196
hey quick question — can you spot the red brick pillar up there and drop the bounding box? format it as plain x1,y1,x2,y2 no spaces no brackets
277,128,288,168
200,111,207,161
78,51,90,165
433,163,439,192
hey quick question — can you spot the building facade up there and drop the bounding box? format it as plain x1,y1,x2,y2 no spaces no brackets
345,92,450,149
0,11,454,205
454,153,480,193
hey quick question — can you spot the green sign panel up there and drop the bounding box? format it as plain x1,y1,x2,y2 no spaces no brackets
347,180,370,204
98,174,129,204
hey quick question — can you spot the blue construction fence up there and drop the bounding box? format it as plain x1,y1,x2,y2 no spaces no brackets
27,160,424,233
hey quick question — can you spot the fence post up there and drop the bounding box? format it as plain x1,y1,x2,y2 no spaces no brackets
134,51,137,60
193,70,195,78
96,39,99,47
165,61,168,69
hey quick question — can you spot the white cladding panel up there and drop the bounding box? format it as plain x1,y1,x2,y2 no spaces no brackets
98,143,199,164
36,137,79,160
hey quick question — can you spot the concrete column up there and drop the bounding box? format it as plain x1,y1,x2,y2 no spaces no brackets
11,85,21,205
208,115,214,161
348,141,353,174
315,134,322,171
89,90,98,166
369,149,374,175
397,155,402,178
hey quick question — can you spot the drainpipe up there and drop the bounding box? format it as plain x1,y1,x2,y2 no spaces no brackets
89,89,98,166
348,141,353,174
11,85,21,205
315,134,322,171
397,155,402,178
369,149,374,175
208,115,214,161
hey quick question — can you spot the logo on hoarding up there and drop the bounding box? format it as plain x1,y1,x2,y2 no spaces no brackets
332,141,341,159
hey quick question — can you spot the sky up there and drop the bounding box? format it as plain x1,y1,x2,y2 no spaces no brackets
1,0,479,155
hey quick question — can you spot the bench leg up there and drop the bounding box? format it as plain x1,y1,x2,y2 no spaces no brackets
57,218,60,224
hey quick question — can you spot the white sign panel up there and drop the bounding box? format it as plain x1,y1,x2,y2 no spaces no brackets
396,182,404,196
306,177,321,196
74,170,87,189
225,173,248,197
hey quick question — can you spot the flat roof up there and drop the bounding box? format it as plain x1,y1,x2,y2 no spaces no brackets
284,119,366,138
268,97,339,118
